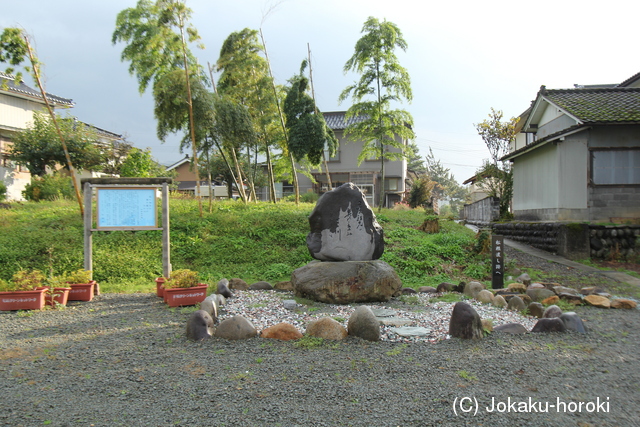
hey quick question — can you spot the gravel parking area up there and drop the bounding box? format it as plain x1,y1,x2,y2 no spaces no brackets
1,247,638,426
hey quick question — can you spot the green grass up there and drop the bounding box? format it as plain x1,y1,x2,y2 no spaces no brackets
0,198,493,293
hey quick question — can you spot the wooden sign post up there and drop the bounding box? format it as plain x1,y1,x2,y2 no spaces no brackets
82,177,172,280
491,235,505,289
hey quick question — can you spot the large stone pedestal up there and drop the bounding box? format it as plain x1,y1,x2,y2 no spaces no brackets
291,260,402,304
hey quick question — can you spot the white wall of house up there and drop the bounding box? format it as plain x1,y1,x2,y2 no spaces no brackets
513,143,559,210
0,95,42,130
557,135,588,210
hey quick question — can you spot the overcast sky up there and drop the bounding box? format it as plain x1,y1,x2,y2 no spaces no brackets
2,0,639,184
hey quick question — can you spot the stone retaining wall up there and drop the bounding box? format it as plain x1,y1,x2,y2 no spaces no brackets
488,222,639,260
589,225,640,258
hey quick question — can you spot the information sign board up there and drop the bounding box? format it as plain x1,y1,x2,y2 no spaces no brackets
97,187,157,229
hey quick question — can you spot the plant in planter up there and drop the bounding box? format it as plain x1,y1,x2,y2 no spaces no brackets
44,276,71,308
0,270,48,311
163,269,207,307
62,269,96,302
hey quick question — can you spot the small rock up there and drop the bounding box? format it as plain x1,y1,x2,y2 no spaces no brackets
507,283,527,293
418,286,437,293
527,282,546,290
492,295,507,308
553,286,580,296
217,280,233,298
249,281,273,291
274,281,293,292
371,308,397,317
526,288,556,303
481,319,493,332
214,294,226,306
186,310,214,341
476,289,494,304
199,297,218,320
580,286,607,296
306,317,348,340
559,312,586,333
378,317,413,327
436,282,455,293
448,301,483,339
228,278,248,290
527,302,544,318
610,299,637,309
283,299,298,310
260,322,303,340
541,295,559,305
347,306,380,342
507,296,526,312
516,273,532,286
543,305,563,318
584,295,611,308
214,315,257,340
463,281,485,299
390,326,431,337
558,293,583,304
400,287,417,295
494,323,528,334
531,318,567,333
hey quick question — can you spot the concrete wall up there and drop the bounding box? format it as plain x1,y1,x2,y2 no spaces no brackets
462,197,500,225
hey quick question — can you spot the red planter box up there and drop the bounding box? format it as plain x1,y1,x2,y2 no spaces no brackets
45,287,71,307
156,277,166,298
0,288,47,311
163,284,208,307
68,281,96,302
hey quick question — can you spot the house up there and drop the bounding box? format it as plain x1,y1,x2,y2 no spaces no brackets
0,72,124,200
293,111,409,208
166,156,231,198
0,72,74,200
502,72,640,222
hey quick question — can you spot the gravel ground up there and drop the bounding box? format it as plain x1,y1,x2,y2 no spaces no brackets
1,248,639,427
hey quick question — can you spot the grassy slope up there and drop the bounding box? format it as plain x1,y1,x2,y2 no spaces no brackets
0,199,487,293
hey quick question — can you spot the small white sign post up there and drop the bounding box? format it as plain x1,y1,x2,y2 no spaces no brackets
83,178,172,280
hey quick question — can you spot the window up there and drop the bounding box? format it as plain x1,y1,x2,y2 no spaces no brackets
385,177,400,191
592,149,640,185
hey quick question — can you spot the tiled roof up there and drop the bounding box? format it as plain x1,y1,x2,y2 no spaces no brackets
0,72,74,107
618,72,640,87
321,111,369,130
541,87,640,123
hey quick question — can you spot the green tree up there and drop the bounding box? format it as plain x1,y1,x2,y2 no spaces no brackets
424,147,468,216
101,139,134,176
284,60,338,167
9,112,104,177
119,147,164,177
215,28,280,202
113,0,205,215
474,108,518,220
406,141,426,174
339,17,416,210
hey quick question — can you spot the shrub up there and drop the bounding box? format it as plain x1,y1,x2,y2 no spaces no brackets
23,174,74,202
0,181,7,202
165,269,200,288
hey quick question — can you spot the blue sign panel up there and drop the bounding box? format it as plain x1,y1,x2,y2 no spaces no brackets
97,188,157,229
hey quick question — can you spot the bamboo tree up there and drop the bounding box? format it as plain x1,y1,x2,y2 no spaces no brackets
113,0,204,215
260,28,300,204
339,17,415,210
216,28,278,203
307,43,333,190
0,28,84,215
